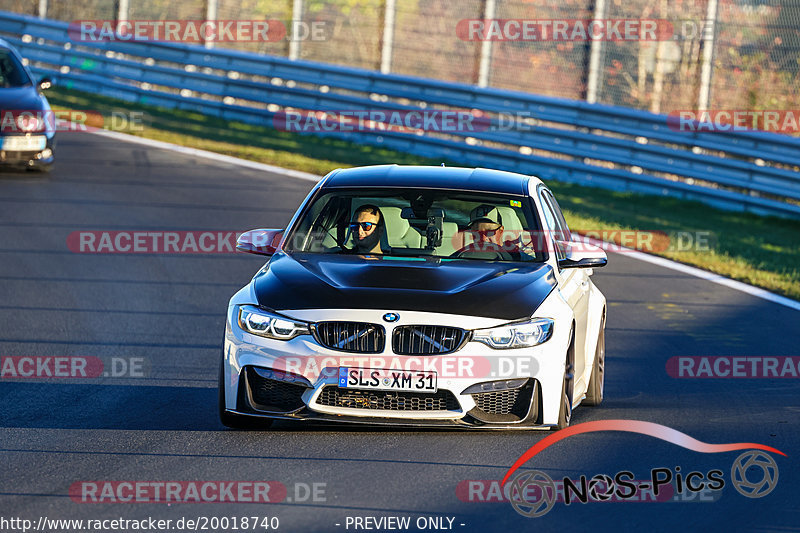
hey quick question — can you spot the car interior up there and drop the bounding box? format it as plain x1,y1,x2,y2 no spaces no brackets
295,191,545,262
0,49,29,88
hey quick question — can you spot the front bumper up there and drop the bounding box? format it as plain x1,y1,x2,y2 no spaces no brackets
227,365,544,429
221,299,573,429
0,134,55,169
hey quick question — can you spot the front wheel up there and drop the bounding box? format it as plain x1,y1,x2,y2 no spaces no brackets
584,316,605,406
553,331,575,431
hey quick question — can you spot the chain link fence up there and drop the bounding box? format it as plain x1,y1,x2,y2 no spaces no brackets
391,0,482,83
712,0,800,111
488,0,593,102
2,0,799,117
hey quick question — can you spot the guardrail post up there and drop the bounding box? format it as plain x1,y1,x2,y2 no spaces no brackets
289,0,304,60
476,0,496,87
650,0,668,113
205,0,218,49
116,0,129,31
585,0,606,103
379,0,396,74
38,0,48,19
697,0,719,111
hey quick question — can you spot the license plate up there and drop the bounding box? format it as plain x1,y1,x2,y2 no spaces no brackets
338,367,437,392
1,135,46,151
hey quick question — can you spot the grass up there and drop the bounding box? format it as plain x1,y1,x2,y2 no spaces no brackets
550,187,800,299
46,87,800,300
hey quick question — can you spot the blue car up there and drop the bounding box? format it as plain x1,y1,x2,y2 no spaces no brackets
0,37,55,172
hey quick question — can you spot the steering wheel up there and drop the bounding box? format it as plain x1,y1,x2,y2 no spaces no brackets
451,243,513,261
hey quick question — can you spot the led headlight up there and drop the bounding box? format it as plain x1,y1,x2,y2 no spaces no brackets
237,305,310,340
472,318,554,349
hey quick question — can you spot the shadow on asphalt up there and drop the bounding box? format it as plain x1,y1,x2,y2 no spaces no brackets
0,381,601,434
0,382,465,432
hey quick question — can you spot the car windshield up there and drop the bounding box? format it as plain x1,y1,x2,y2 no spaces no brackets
0,48,32,88
284,187,547,262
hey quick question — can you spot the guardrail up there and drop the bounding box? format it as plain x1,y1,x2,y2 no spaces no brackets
2,11,799,218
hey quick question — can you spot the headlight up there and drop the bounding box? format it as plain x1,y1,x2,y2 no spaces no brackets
472,318,554,349
237,305,310,340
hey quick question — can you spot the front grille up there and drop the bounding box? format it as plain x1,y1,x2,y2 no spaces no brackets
246,368,307,412
313,322,385,353
317,386,460,411
392,325,467,355
473,389,521,415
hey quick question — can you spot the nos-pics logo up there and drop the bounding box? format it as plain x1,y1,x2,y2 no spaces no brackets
502,420,783,518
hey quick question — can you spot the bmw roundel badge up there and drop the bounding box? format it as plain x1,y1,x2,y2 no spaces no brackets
383,313,400,322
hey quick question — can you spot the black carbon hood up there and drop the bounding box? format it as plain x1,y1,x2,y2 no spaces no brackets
253,252,557,320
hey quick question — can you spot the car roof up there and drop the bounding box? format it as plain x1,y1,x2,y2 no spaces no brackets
0,38,21,57
322,165,543,196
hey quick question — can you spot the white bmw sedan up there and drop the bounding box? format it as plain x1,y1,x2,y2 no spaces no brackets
220,165,607,430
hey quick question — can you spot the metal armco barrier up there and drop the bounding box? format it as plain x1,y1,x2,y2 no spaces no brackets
2,12,799,218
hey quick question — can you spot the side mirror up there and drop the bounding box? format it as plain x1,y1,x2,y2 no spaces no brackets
236,229,284,256
38,77,52,91
557,241,608,269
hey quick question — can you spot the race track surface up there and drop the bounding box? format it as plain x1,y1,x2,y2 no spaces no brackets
1,132,798,532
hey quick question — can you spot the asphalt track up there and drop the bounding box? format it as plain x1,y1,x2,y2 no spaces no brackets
1,132,798,532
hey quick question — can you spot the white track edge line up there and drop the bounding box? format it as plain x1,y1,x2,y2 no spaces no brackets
91,129,322,183
582,236,800,312
90,128,800,312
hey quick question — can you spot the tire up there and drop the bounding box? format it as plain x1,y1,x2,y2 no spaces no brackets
218,358,272,430
553,329,575,431
584,315,606,406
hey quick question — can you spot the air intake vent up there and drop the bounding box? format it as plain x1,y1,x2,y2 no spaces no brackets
317,386,459,411
473,389,521,415
245,367,307,412
467,379,537,423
